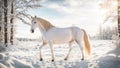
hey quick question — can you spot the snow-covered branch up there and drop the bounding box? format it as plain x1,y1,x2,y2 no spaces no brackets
17,17,31,25
16,12,31,20
26,4,42,8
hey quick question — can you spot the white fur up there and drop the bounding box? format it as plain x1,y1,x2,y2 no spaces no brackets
43,27,80,44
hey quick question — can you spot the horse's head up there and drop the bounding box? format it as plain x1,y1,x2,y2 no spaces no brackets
31,16,54,33
31,16,37,33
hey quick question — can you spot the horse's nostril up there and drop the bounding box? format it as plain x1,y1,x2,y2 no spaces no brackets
31,30,34,33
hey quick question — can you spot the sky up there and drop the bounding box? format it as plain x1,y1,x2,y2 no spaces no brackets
15,0,108,38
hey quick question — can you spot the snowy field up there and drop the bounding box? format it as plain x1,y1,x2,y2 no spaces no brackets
0,40,120,68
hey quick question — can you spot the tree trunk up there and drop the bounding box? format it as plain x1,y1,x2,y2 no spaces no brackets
10,0,14,45
0,0,4,45
118,0,120,37
0,0,2,32
4,0,8,47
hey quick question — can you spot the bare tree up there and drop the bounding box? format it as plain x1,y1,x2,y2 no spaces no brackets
0,0,42,46
4,0,8,47
99,0,117,23
0,0,4,46
10,0,14,45
118,0,120,37
14,0,42,25
9,0,42,45
99,0,118,38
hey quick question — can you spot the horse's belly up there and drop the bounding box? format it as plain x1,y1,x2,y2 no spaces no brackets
52,35,71,44
45,28,72,44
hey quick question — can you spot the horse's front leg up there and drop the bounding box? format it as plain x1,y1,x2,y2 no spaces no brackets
39,42,46,61
49,41,55,62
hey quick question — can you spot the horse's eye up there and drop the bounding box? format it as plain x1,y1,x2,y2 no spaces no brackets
34,22,36,24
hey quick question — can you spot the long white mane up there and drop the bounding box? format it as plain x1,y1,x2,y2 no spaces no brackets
36,18,54,31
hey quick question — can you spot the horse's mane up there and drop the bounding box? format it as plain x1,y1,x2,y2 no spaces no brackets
36,17,54,31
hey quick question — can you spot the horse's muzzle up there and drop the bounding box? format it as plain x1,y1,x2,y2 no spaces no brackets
31,29,34,33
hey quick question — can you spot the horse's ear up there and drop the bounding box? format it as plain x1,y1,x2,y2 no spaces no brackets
31,16,33,19
35,16,37,18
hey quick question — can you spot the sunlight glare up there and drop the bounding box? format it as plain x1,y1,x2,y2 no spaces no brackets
112,0,117,7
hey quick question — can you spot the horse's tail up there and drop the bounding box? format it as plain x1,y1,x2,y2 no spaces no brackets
82,29,91,57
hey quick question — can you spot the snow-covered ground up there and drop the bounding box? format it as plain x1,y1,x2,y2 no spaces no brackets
0,40,120,68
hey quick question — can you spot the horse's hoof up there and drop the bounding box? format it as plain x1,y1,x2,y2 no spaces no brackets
64,58,67,60
81,58,84,60
40,58,43,61
52,59,54,62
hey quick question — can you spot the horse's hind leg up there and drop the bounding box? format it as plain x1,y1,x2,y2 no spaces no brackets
76,40,84,60
64,42,73,60
74,30,84,60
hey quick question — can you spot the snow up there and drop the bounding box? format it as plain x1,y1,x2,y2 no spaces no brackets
0,40,120,68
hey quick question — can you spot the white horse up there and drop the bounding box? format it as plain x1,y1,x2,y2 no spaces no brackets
30,16,91,61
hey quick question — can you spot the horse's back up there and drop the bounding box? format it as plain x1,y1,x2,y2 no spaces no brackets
43,26,83,44
44,27,73,44
71,26,84,40
47,26,82,36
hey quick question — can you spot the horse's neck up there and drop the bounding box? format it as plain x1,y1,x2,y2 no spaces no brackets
38,24,47,37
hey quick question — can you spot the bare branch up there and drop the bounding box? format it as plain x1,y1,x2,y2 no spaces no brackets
16,12,31,20
26,4,42,8
104,15,117,23
17,17,31,25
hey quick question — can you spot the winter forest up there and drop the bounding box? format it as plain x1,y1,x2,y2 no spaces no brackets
0,0,120,68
